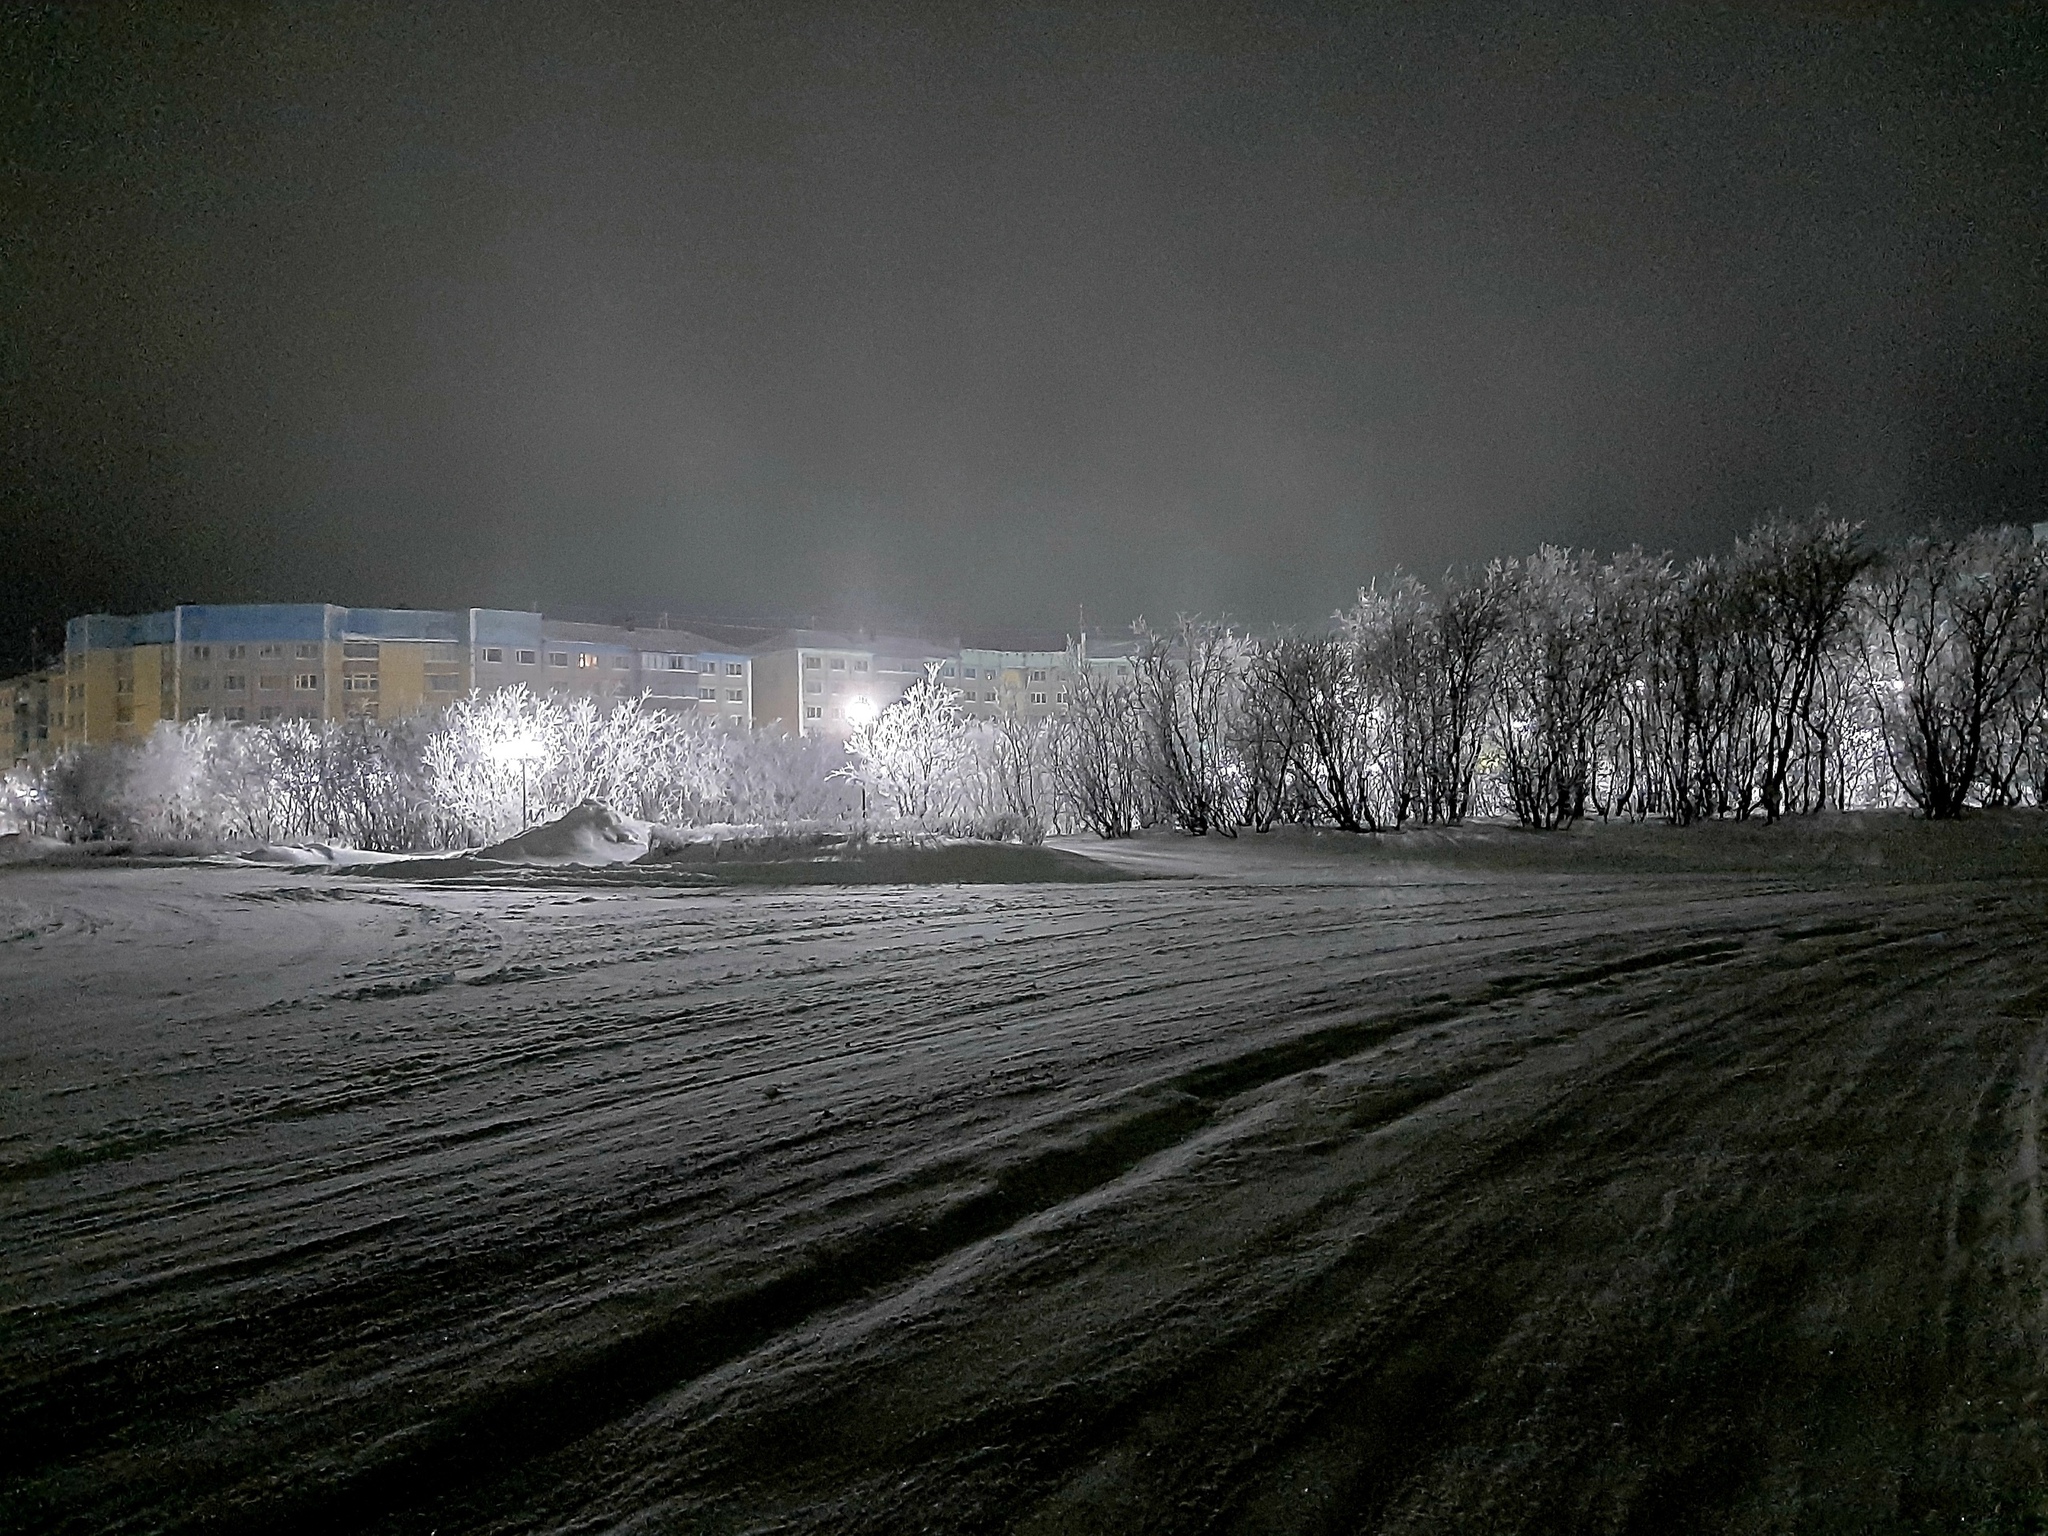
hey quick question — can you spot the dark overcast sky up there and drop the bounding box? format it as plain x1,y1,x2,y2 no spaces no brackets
4,1,2044,668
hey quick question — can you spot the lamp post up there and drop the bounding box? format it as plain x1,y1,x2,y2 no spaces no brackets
845,694,876,823
490,735,544,827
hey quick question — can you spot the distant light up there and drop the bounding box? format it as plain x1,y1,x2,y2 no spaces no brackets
845,695,877,728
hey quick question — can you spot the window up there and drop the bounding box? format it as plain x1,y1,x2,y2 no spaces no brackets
513,649,534,664
343,642,380,660
344,674,378,692
805,680,822,693
223,706,246,721
115,703,134,723
962,666,976,679
548,652,569,667
853,659,868,672
831,657,846,670
189,644,212,661
1057,689,1069,703
804,705,822,719
670,655,691,670
726,662,743,676
294,673,320,691
257,644,282,659
427,674,460,692
1029,669,1047,682
727,689,743,702
67,683,82,701
258,705,284,720
222,674,245,691
985,690,998,702
577,652,598,669
611,655,631,670
700,686,716,700
483,647,505,663
114,676,134,695
258,673,285,690
804,655,821,669
296,644,318,659
942,663,956,676
226,645,246,660
1031,691,1047,705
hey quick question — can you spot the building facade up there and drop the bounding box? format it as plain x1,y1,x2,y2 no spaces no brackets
49,604,754,748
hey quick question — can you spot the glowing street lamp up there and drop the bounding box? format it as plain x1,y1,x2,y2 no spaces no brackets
843,695,876,822
490,734,544,827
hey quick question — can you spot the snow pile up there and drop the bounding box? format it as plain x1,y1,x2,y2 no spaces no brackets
475,800,654,866
0,832,77,864
237,844,415,868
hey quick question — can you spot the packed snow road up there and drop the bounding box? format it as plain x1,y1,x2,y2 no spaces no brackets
3,838,2046,1533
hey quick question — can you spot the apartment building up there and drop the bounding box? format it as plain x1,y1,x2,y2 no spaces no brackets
50,604,754,747
6,669,53,763
955,638,1138,722
750,630,959,736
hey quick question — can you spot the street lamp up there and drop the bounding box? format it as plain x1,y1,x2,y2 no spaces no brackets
844,695,876,823
490,734,544,827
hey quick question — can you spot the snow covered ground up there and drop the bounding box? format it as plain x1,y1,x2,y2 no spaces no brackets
3,826,2047,1532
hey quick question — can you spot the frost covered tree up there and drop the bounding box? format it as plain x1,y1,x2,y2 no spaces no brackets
843,665,968,821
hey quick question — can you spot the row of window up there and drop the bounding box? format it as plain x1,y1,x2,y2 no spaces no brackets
479,646,748,674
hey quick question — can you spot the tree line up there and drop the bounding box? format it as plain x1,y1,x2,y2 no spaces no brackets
8,517,2046,848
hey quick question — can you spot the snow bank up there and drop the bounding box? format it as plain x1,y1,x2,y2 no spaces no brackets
237,844,415,868
0,832,78,864
475,800,654,866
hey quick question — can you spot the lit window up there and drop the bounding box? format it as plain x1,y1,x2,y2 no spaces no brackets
483,647,505,663
516,649,536,664
548,652,568,667
295,673,320,690
577,652,598,669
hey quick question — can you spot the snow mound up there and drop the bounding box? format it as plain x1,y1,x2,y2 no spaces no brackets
0,832,78,864
476,801,653,866
238,843,414,868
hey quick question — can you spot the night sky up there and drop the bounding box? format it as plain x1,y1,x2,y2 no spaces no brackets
5,1,2044,671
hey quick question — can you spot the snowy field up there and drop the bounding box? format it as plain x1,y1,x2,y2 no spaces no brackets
4,825,2048,1533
